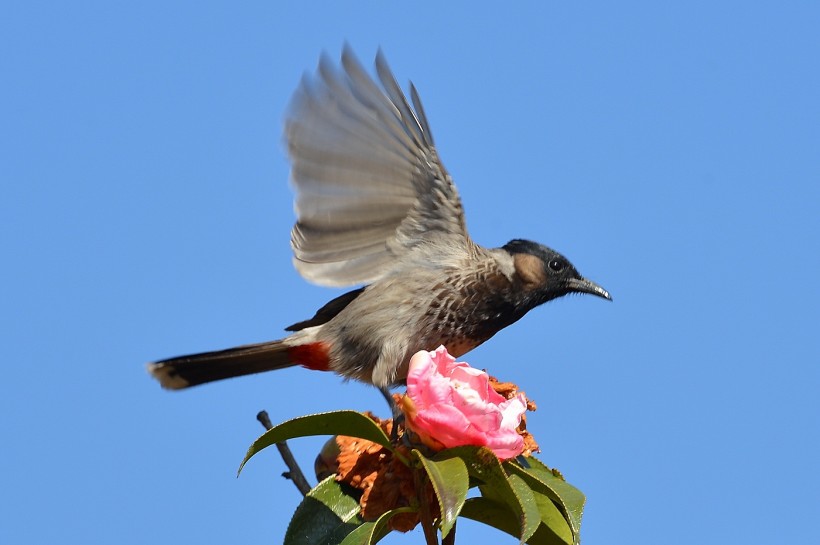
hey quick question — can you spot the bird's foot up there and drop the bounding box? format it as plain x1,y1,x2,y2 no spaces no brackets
379,386,405,443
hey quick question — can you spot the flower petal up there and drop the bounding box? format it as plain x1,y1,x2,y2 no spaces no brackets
402,346,528,459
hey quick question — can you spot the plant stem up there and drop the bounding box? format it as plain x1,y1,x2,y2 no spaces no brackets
414,467,439,545
256,410,312,496
442,520,456,545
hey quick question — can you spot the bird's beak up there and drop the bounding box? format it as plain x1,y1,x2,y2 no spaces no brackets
566,277,612,301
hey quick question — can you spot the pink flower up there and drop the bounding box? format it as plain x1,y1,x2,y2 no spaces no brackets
400,346,527,460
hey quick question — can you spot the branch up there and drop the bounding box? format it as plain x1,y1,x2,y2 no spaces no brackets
442,520,456,545
256,410,312,496
414,466,440,545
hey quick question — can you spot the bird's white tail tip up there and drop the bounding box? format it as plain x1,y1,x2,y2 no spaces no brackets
147,362,190,390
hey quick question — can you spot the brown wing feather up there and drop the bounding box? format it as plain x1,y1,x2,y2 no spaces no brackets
285,287,366,331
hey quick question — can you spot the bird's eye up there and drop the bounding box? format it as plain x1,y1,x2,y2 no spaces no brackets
548,259,565,272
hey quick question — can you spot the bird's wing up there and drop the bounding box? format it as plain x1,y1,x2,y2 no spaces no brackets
286,46,469,287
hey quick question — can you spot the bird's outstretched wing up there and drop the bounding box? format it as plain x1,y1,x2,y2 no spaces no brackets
286,46,469,287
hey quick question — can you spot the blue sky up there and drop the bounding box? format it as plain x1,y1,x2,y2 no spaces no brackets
2,2,818,544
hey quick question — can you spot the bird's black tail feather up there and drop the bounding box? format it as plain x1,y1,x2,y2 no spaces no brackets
148,340,294,390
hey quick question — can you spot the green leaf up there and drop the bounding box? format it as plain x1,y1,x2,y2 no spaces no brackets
339,508,415,545
530,489,573,545
413,450,469,539
494,475,541,543
339,522,377,545
339,523,379,545
460,497,570,545
238,410,393,475
284,476,363,545
441,446,540,543
459,497,521,540
506,457,585,545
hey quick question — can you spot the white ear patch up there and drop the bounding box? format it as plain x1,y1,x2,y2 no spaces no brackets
513,253,546,288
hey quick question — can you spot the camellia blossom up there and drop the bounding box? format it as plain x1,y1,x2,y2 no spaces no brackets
400,346,528,459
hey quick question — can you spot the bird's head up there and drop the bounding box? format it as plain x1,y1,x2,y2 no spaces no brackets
502,239,611,306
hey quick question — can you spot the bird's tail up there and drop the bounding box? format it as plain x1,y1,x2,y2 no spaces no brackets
148,339,303,390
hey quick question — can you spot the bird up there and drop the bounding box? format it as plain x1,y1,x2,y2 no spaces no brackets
148,46,611,395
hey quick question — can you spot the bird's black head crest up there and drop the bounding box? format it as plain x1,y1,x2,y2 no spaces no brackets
503,239,561,263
